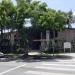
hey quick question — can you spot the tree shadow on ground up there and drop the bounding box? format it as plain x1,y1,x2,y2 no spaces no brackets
0,54,73,62
16,55,57,62
15,54,73,63
54,55,73,60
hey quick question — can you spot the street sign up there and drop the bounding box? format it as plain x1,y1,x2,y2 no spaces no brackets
64,42,71,53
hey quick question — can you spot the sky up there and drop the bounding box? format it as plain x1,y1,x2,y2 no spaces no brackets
42,0,75,13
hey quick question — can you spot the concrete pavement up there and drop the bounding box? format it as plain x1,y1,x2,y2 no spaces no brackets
0,53,75,75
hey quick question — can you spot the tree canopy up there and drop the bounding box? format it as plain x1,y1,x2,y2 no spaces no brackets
0,0,73,53
31,6,68,31
0,0,71,32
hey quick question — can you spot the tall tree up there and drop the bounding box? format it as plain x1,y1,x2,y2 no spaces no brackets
0,0,16,51
15,0,32,56
0,0,69,54
31,2,68,53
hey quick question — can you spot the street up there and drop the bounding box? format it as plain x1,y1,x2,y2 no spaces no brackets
0,53,75,75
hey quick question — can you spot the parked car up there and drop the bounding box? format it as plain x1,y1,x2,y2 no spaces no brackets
0,52,4,58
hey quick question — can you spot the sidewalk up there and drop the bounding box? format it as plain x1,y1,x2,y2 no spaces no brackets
28,51,75,56
28,51,75,60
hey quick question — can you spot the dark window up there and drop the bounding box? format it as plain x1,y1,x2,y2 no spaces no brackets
55,31,58,37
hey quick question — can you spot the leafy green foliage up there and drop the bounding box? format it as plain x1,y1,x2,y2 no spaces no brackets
32,6,68,31
0,0,16,29
0,0,72,53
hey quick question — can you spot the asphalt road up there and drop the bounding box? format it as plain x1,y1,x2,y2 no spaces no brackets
0,53,75,75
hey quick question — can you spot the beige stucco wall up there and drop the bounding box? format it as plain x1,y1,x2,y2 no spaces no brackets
55,29,75,48
57,29,75,42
